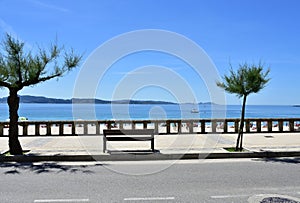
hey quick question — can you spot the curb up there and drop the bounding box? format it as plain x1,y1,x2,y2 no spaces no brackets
0,151,299,162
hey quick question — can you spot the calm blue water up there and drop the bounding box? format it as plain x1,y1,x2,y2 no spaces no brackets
0,103,299,121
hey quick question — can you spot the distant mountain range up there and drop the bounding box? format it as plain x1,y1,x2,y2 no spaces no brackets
0,95,177,105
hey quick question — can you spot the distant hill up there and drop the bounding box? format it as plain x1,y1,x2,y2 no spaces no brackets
0,95,176,105
0,95,71,104
22,95,71,103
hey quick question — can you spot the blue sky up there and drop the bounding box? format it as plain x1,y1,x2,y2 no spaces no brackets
0,0,300,105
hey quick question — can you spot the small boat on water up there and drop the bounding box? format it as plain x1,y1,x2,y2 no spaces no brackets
191,108,199,113
191,100,199,113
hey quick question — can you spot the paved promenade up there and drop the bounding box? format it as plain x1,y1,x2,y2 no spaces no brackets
1,133,300,161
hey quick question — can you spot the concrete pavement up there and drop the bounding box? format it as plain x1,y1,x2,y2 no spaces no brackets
1,133,300,161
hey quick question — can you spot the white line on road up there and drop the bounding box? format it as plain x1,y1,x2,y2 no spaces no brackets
34,199,89,202
211,194,250,199
124,197,175,201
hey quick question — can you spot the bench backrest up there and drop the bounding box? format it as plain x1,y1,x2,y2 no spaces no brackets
103,129,154,137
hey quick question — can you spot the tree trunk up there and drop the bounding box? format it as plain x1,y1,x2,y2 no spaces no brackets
236,95,247,151
8,89,23,155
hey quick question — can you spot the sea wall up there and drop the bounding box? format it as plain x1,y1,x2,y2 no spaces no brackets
0,118,300,136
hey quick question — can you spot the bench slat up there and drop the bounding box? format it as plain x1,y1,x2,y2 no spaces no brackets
106,137,153,141
104,129,154,135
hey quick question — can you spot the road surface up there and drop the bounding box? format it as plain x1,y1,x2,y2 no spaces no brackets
0,158,299,202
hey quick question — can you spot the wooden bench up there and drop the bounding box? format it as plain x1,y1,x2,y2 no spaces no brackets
103,129,155,153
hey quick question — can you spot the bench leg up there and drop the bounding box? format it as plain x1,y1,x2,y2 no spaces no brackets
151,138,155,152
103,136,107,153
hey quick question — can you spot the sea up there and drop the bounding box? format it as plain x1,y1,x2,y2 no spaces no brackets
0,103,300,121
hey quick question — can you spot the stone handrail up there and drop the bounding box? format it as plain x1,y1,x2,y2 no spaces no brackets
0,118,299,136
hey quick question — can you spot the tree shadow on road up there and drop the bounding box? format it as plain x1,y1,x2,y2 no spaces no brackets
255,157,300,164
0,162,104,175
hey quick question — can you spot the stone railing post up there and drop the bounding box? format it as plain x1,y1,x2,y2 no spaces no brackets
0,123,4,136
278,120,283,132
23,122,28,136
35,123,40,136
132,121,136,130
82,122,87,134
95,121,100,134
178,120,182,133
234,120,239,133
143,121,148,129
107,121,112,130
153,121,158,134
212,120,217,133
71,122,75,135
245,119,250,133
223,120,228,133
289,120,295,132
267,120,273,132
119,122,124,130
47,122,52,135
166,121,171,134
188,121,193,133
256,120,261,132
201,120,206,133
59,122,64,135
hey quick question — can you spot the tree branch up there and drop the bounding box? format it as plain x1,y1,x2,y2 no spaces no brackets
0,81,11,88
21,72,62,87
6,34,23,84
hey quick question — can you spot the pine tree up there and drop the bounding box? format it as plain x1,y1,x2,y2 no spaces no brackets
217,62,270,151
0,34,82,155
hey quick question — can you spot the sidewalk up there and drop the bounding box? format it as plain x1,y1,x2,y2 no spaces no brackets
1,133,300,162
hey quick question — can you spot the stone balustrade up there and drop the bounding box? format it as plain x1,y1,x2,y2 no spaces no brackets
0,118,299,136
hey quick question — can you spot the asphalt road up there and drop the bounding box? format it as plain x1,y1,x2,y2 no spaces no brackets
0,158,299,203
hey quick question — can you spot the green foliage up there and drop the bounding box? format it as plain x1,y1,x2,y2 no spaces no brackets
217,62,270,98
224,147,248,152
2,149,30,156
0,33,82,155
0,33,82,91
